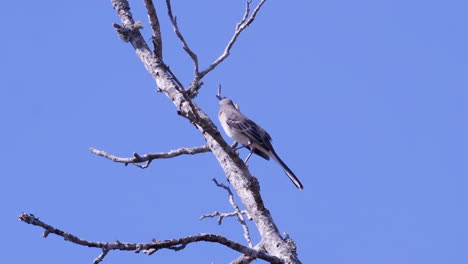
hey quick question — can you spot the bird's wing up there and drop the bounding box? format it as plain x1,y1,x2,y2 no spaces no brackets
225,114,273,152
246,146,270,160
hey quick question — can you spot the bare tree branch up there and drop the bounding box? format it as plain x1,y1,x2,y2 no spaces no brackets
163,0,267,98
238,0,253,30
165,0,199,78
200,210,249,224
89,145,210,168
212,179,253,248
143,0,163,57
93,249,109,264
142,0,186,92
200,0,267,78
186,0,267,97
19,213,280,263
231,243,266,264
201,211,237,223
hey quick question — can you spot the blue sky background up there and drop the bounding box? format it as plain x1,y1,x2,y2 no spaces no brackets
2,0,467,263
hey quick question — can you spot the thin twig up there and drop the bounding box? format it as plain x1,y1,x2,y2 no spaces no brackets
200,0,267,78
238,0,252,30
93,249,109,264
143,0,163,57
165,0,199,77
89,145,210,168
200,210,249,225
187,0,267,97
212,179,253,248
18,213,280,263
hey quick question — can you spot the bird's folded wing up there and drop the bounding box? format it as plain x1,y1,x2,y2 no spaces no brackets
246,146,270,160
225,116,272,151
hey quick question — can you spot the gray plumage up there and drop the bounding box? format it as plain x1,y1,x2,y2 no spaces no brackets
218,98,303,190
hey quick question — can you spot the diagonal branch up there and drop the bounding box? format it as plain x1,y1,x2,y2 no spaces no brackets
238,0,252,29
200,0,266,78
212,179,253,247
186,0,267,97
142,0,185,91
163,0,267,98
93,249,109,264
89,145,210,168
19,213,280,263
165,0,199,77
143,0,163,57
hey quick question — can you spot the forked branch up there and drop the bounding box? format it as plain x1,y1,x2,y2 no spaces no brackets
188,0,267,96
213,179,253,247
200,178,253,247
200,0,267,78
165,0,199,77
164,0,267,97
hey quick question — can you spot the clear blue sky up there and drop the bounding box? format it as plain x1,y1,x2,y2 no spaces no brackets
2,0,467,263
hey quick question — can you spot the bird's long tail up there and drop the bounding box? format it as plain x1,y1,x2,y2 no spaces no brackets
269,149,303,190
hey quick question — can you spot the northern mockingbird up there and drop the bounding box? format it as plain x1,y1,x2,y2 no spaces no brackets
218,97,303,190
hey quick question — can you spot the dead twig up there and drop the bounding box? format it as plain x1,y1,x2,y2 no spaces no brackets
165,0,199,77
187,0,267,97
89,145,210,168
19,213,280,263
212,179,253,248
143,0,163,57
200,210,250,225
93,249,109,264
200,0,267,78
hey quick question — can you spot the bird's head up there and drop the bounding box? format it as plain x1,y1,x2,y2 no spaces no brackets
219,98,241,111
219,97,233,106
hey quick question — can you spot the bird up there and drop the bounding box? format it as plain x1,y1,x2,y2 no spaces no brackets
218,97,303,190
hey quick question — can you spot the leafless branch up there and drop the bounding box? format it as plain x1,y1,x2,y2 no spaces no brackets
142,0,187,91
19,213,280,263
200,0,267,78
231,243,266,264
200,210,249,224
163,0,267,98
238,0,253,29
89,145,210,168
165,0,199,77
212,179,253,248
143,0,163,57
164,64,185,91
93,249,109,264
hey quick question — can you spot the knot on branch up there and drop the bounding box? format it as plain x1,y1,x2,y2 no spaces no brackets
285,234,299,254
187,81,203,98
113,22,143,42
